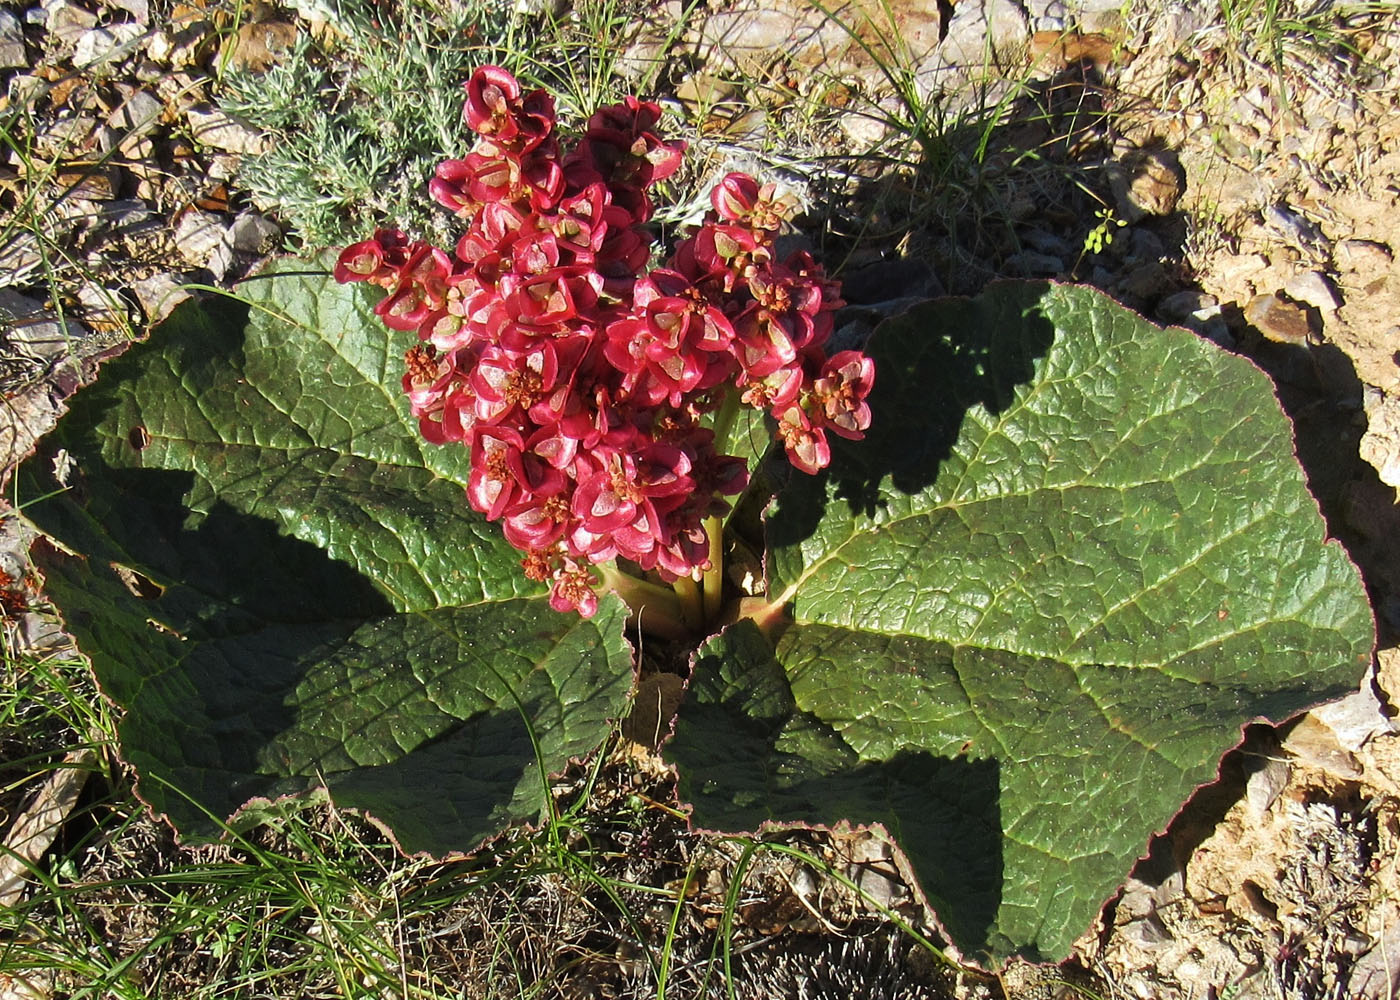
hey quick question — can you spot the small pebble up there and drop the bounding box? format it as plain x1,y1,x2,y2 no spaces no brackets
1158,290,1217,324
185,106,269,156
46,0,97,45
107,89,164,136
1284,270,1342,312
0,10,26,70
130,272,191,325
1245,292,1314,345
229,213,282,254
173,209,226,268
72,23,144,68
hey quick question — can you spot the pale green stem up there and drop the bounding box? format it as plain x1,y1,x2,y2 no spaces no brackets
598,563,689,639
701,514,724,624
671,574,704,632
697,389,743,627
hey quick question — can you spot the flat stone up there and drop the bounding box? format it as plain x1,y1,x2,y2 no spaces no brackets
1020,228,1073,256
1347,921,1400,999
130,272,190,325
35,115,97,158
1157,5,1209,46
1076,0,1129,34
205,154,241,183
145,28,175,62
838,110,889,149
1336,239,1392,272
940,0,1029,69
54,165,120,200
1209,162,1272,217
1283,270,1342,312
1283,714,1364,780
104,0,150,23
98,199,154,230
118,131,154,161
0,230,42,285
75,281,132,331
185,106,268,155
229,212,281,254
689,2,841,77
0,290,80,361
1198,316,1236,350
1361,387,1400,488
6,73,43,108
47,0,98,47
72,22,144,67
1262,203,1326,254
207,238,234,283
0,10,26,69
107,88,163,135
173,209,225,267
1244,292,1313,345
1311,687,1397,753
147,21,211,67
0,382,64,471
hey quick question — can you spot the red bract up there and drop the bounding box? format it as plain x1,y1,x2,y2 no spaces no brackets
812,350,875,439
336,66,876,617
335,229,411,286
463,66,555,155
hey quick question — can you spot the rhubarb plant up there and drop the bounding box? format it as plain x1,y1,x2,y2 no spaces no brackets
19,70,1373,965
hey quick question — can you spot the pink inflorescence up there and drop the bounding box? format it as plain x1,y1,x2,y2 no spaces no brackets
335,66,874,616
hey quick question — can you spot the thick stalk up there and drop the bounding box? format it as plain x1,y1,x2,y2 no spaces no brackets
598,564,690,639
698,388,742,627
671,574,704,632
701,514,723,623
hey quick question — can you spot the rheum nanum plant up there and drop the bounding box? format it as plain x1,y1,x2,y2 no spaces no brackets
20,70,1373,967
333,67,871,628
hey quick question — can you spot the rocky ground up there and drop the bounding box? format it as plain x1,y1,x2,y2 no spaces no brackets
2,0,1399,997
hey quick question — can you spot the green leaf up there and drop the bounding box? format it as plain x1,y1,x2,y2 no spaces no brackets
668,281,1373,963
704,396,771,476
20,260,634,853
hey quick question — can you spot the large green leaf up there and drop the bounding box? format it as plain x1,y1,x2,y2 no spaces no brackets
20,260,634,853
667,281,1373,963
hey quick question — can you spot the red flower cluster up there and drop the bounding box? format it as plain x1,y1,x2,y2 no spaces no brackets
336,67,874,616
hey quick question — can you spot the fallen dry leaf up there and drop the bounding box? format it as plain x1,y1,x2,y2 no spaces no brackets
0,749,95,908
221,20,298,73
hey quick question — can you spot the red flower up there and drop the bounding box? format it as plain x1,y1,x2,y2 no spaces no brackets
775,405,831,475
811,350,875,439
463,66,555,154
334,229,410,285
339,69,874,615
